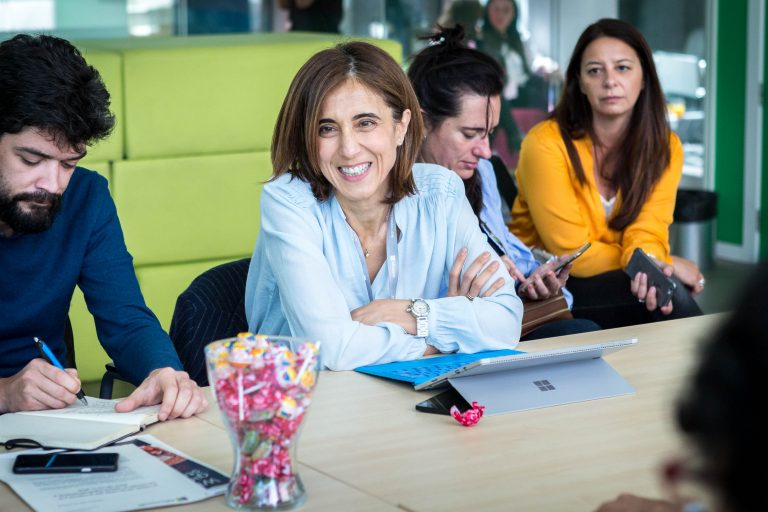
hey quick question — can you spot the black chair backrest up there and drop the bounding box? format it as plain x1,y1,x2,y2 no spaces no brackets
64,315,76,369
169,258,251,386
489,154,518,208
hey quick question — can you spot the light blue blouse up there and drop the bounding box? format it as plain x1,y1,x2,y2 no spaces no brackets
477,159,574,308
245,163,523,370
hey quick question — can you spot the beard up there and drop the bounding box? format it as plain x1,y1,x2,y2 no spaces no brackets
0,178,62,234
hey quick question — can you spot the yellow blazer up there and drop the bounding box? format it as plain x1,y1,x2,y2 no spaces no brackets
509,119,683,277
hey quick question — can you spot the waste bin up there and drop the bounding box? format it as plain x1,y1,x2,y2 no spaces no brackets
670,189,718,271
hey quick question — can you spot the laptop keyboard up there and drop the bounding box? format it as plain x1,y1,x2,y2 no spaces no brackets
390,361,466,380
354,348,523,386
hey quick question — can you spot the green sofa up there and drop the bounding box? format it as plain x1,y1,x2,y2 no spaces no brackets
69,33,402,381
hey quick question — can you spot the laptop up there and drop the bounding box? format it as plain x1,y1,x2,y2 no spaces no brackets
354,348,523,389
356,339,637,390
356,339,639,415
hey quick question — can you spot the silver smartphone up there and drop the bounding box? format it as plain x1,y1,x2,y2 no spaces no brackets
554,242,592,273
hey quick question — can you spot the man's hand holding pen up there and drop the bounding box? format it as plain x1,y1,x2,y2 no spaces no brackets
0,357,84,413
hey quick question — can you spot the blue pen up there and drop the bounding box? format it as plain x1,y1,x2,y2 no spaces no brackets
34,337,88,406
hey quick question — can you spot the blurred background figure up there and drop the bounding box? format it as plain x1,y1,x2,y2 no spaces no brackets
438,0,484,46
277,0,343,34
480,0,555,111
436,0,523,169
385,0,413,56
183,0,250,35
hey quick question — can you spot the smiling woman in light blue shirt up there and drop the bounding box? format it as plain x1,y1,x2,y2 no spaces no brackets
245,41,522,370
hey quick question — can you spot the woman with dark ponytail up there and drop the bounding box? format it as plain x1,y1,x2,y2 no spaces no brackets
509,19,703,328
409,25,599,340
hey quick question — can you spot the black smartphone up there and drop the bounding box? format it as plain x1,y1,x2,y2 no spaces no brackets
553,242,592,273
13,452,119,474
624,248,677,307
415,387,471,416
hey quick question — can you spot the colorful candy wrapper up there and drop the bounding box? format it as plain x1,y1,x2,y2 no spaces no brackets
206,334,320,510
450,401,485,427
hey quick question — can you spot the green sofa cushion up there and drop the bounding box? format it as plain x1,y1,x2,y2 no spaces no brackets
75,48,124,163
69,287,111,382
112,151,270,265
83,34,402,159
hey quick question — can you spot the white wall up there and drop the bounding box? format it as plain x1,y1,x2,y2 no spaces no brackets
556,0,617,67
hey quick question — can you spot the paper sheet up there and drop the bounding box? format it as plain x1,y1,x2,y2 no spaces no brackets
0,435,228,512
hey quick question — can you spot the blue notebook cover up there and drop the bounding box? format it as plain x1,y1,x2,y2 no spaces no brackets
355,349,524,387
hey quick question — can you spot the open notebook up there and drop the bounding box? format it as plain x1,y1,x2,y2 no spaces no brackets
0,397,160,450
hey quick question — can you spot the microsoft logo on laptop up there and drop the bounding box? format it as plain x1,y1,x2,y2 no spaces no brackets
534,379,556,391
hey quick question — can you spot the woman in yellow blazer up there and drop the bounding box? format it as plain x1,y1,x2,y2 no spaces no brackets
510,18,703,328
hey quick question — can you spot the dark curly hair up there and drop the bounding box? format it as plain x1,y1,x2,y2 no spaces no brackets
408,25,504,216
676,263,768,511
0,34,114,148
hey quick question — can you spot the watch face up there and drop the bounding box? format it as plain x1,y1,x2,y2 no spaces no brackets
411,300,429,316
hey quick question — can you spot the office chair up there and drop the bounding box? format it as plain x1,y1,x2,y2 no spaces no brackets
63,315,123,399
489,154,517,209
169,258,251,386
63,316,77,369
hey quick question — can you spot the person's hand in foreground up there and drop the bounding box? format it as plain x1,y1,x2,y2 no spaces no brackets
595,493,682,512
0,358,82,413
116,367,208,421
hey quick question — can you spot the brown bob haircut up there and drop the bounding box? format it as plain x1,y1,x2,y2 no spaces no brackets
271,41,424,203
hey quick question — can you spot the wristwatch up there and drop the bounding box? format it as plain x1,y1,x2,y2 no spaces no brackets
406,299,430,338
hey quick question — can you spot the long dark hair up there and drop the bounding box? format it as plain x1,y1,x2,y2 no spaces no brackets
554,18,669,231
408,25,504,215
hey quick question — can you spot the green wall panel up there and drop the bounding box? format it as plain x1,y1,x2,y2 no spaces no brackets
714,0,748,245
112,151,270,266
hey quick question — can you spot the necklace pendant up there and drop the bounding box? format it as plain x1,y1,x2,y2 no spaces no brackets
364,248,370,258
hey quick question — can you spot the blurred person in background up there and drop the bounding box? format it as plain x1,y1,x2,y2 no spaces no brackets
278,0,342,34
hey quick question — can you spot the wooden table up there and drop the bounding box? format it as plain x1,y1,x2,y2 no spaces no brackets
301,314,722,511
3,314,724,511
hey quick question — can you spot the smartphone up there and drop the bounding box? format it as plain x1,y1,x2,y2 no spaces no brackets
415,387,471,416
13,453,119,474
624,248,677,308
553,242,592,273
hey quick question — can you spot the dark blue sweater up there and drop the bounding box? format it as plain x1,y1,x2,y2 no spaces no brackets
0,167,182,384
